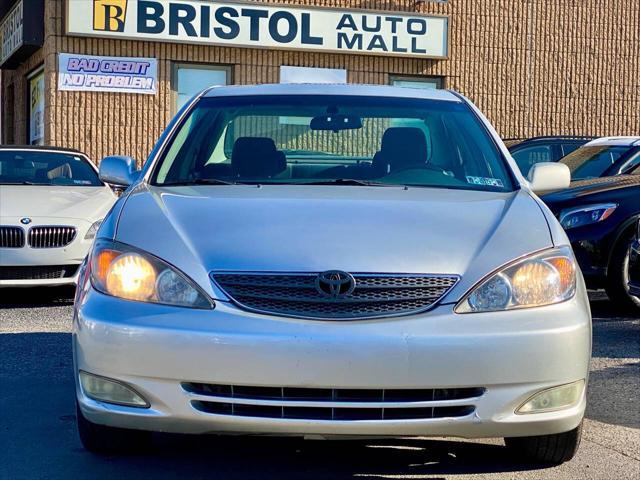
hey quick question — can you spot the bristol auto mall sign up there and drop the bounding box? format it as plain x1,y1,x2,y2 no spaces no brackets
66,0,449,59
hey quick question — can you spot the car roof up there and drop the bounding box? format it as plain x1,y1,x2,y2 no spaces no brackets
584,136,640,147
203,83,462,102
0,145,89,156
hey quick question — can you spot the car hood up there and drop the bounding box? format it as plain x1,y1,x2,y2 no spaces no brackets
116,185,553,301
0,185,116,222
543,175,640,205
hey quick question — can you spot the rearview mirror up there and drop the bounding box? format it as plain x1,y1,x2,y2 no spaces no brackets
99,156,139,187
527,162,571,194
310,114,362,132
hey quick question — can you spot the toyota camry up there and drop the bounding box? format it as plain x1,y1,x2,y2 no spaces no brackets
73,84,591,464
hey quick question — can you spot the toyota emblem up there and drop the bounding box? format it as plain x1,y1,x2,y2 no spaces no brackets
315,270,356,299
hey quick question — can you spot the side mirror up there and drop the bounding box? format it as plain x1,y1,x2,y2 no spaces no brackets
99,156,139,187
527,162,571,194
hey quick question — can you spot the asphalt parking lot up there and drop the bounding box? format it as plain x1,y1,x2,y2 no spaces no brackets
1,288,638,480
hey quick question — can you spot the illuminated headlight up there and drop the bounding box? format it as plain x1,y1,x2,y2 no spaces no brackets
456,246,577,313
516,380,585,414
89,239,213,308
559,203,617,230
79,371,149,408
84,219,103,240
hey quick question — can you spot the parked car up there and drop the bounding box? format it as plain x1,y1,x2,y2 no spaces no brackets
74,84,590,465
0,146,116,286
507,136,594,176
543,175,640,312
559,136,640,181
629,219,640,299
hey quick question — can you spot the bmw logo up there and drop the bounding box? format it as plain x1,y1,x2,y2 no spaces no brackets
20,217,32,225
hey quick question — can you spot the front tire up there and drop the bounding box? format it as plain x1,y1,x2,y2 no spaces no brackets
605,230,640,314
504,422,583,465
76,402,152,454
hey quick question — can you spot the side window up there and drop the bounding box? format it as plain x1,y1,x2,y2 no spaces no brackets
622,151,640,174
561,143,581,157
511,145,553,176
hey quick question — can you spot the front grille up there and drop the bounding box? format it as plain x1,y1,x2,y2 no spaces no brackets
0,226,25,248
0,264,79,280
28,226,77,248
184,383,484,421
212,273,459,320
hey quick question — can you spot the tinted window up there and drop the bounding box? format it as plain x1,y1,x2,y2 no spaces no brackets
619,150,640,174
511,145,553,176
561,143,582,157
153,95,514,193
0,151,102,186
561,146,629,180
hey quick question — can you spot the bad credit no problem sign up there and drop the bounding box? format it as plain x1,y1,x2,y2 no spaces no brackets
66,0,449,59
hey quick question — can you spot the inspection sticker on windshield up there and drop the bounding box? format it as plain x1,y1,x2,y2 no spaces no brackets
466,176,504,188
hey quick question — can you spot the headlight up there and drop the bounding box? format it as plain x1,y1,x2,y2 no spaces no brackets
89,239,213,309
84,219,103,240
559,203,617,230
456,247,576,313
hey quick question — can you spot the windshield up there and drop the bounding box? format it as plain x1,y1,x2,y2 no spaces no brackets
0,151,102,186
560,145,629,180
152,95,515,192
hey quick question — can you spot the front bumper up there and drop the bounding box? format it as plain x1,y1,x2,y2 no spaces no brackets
74,285,591,439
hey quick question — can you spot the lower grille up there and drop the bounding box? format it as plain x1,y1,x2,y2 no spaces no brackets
0,226,25,248
191,401,475,421
183,383,485,403
183,383,484,422
28,226,77,248
0,265,79,280
212,273,459,320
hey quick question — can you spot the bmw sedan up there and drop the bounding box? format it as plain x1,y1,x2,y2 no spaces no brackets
74,84,591,465
0,146,116,286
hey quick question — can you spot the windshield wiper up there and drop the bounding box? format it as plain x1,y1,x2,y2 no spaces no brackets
0,181,36,185
161,178,239,186
295,179,394,187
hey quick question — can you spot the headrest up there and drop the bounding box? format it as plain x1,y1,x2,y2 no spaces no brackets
380,128,428,167
231,137,286,178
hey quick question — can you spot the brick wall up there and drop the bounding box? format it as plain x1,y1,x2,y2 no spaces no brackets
1,47,44,145
2,0,639,164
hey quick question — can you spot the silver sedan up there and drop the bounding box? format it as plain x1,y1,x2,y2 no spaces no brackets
73,84,591,465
